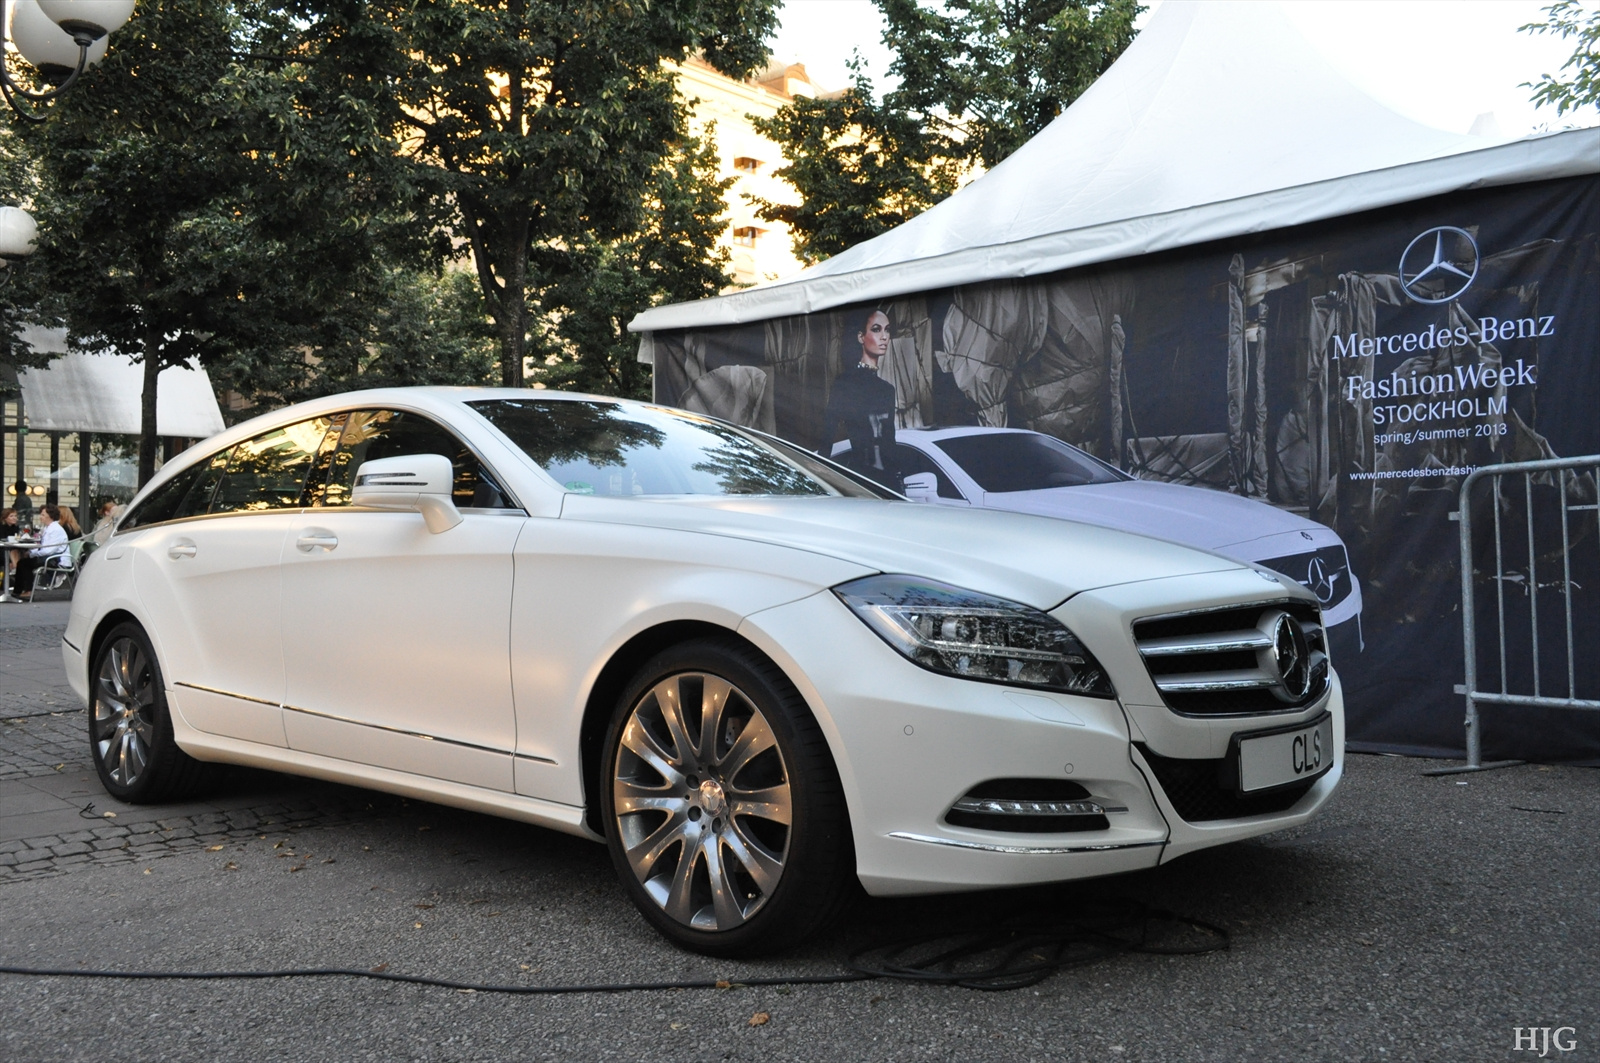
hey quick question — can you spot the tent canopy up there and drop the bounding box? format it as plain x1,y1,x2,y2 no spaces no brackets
631,0,1600,335
14,326,227,438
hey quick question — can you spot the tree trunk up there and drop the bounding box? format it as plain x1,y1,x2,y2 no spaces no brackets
496,235,529,388
137,331,160,488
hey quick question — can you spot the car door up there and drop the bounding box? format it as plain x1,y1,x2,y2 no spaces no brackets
130,416,337,747
279,408,524,791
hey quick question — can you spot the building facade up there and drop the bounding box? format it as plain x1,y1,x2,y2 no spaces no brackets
671,58,824,288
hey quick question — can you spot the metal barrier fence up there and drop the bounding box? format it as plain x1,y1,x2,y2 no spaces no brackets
1432,454,1600,774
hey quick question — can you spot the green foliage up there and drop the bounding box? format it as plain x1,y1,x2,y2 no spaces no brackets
755,0,1141,264
533,129,734,397
336,0,777,388
1524,1,1600,116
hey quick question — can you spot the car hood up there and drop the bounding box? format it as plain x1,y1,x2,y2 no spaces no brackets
978,480,1319,552
560,494,1244,610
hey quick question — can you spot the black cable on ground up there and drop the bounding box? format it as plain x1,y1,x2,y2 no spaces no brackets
0,899,1226,995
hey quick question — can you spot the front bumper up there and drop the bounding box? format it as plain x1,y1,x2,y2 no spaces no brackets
738,578,1343,896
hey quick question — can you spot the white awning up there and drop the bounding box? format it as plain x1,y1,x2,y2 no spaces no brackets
630,0,1600,334
14,326,227,438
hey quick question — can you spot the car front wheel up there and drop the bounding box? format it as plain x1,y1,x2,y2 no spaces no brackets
89,623,211,804
601,638,852,957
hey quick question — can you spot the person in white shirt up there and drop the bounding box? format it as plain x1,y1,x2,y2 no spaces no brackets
15,503,71,599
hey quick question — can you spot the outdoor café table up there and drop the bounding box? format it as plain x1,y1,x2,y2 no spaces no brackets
0,536,36,603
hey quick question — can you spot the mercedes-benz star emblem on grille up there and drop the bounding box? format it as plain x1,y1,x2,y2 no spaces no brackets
1304,556,1341,605
1400,226,1479,304
1271,613,1312,702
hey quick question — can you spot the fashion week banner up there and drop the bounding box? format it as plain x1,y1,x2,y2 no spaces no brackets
649,176,1600,761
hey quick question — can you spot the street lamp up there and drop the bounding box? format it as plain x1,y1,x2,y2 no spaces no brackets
2,0,134,120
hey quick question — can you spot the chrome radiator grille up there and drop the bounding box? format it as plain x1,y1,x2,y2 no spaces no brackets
1133,600,1328,716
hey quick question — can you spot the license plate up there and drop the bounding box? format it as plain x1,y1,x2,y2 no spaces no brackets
1236,714,1333,793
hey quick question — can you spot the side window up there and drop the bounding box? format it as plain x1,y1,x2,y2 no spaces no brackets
209,418,333,515
174,449,232,519
895,444,965,500
322,409,510,510
120,457,214,530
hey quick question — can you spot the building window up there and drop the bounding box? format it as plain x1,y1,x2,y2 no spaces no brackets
732,226,762,247
732,157,762,173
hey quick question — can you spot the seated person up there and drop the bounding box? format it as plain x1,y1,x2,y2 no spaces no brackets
14,504,71,599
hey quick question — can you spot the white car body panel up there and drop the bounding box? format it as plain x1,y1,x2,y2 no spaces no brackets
132,514,297,748
64,387,1345,895
280,508,523,791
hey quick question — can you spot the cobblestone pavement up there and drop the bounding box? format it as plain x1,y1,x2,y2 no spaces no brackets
2,600,1597,1063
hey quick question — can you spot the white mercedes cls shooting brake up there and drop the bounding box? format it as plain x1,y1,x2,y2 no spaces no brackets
64,388,1343,956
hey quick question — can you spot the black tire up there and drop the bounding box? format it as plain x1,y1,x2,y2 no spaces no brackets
600,637,854,957
88,622,211,804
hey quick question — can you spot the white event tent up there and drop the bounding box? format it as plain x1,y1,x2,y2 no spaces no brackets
631,0,1600,338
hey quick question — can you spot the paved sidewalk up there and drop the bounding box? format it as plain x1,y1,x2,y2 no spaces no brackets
0,600,412,880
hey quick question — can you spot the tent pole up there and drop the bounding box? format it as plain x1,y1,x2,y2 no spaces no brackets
78,431,91,516
12,392,23,511
47,432,59,506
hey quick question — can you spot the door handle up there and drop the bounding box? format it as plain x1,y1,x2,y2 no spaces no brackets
167,541,197,560
296,531,339,553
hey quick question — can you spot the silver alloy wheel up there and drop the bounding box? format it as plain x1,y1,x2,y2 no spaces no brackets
612,672,793,932
92,637,158,788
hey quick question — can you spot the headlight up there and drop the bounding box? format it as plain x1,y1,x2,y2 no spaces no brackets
833,574,1115,698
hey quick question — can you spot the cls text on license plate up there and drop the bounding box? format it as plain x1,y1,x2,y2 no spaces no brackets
1236,713,1333,793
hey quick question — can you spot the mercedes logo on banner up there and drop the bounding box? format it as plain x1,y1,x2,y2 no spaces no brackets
1400,226,1480,304
1304,556,1340,605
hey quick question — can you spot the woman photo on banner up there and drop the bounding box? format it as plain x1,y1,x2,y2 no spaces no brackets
823,309,903,491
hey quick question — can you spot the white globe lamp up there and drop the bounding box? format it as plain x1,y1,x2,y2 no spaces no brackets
37,0,135,42
0,206,38,263
10,0,108,77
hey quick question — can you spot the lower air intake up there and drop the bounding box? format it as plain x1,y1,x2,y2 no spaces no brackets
1137,746,1313,822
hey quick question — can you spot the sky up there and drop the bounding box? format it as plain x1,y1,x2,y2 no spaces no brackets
768,0,1597,137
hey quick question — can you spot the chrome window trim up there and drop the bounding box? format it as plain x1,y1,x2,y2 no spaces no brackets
114,403,529,537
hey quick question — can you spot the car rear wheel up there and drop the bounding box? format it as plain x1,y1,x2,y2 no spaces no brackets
601,638,853,957
89,623,211,804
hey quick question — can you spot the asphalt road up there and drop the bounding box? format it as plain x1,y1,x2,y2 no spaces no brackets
1,600,1595,1062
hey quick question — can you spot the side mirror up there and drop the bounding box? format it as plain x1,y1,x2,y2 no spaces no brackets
351,454,462,533
902,471,937,503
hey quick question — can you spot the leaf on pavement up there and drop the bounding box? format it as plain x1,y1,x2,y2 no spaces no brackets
749,1012,770,1027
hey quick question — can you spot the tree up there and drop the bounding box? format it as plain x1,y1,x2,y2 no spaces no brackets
323,0,779,389
21,0,262,485
17,1,486,482
1524,1,1600,116
755,0,1141,264
533,128,735,398
749,63,961,264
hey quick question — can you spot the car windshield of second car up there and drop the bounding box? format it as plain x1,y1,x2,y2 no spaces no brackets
933,433,1128,493
470,399,885,499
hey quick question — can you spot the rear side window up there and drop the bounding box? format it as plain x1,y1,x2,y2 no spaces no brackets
210,419,335,514
319,409,510,510
119,458,214,530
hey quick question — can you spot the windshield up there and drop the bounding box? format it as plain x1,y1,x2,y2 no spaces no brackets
933,432,1128,493
470,398,891,499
